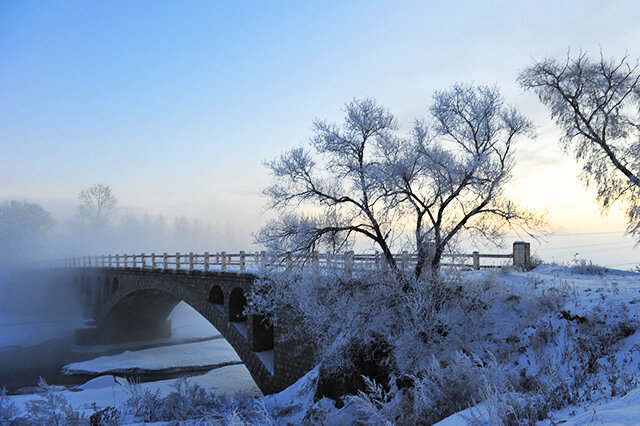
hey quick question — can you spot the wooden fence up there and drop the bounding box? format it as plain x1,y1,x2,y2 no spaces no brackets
61,242,531,274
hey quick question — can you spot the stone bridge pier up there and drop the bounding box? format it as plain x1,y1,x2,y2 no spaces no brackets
72,268,316,395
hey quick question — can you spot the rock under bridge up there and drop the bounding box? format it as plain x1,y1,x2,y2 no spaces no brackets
69,267,316,395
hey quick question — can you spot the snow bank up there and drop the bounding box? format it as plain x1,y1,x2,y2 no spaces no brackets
63,339,241,375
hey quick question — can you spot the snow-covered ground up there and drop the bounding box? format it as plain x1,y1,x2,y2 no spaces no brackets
258,264,640,425
7,266,640,424
8,365,261,417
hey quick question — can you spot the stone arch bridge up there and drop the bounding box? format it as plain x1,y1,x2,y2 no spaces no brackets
61,243,530,395
70,267,315,395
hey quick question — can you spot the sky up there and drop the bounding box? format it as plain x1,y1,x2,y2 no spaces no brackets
2,1,640,264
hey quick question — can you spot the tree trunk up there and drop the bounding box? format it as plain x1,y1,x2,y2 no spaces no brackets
430,243,444,272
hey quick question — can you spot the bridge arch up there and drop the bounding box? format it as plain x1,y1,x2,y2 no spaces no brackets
93,271,277,393
208,285,223,305
229,287,247,322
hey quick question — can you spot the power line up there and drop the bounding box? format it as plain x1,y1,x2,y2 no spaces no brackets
537,241,636,251
549,231,625,236
606,261,639,267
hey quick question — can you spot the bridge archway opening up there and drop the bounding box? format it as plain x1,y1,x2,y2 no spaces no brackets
229,288,247,322
208,285,224,305
101,289,177,343
103,277,110,304
251,314,274,351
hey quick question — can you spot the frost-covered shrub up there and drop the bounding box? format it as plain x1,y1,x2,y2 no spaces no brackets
251,268,459,375
568,258,610,275
465,381,548,426
161,377,220,420
0,387,19,424
122,381,163,422
88,406,119,425
123,378,227,422
23,378,86,425
347,351,508,425
121,378,273,424
218,400,276,426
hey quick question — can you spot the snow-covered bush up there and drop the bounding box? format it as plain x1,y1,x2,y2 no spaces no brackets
122,381,164,422
88,406,120,425
121,378,274,424
347,351,509,425
569,258,610,275
0,387,18,424
251,268,454,378
465,380,548,426
23,378,86,425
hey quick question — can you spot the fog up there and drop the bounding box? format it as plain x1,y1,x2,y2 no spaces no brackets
0,198,249,355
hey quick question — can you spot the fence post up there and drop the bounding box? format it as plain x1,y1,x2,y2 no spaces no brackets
401,251,409,271
189,252,194,270
176,252,181,270
163,253,168,270
513,241,531,270
204,252,210,271
344,251,354,277
221,252,227,270
152,253,156,269
240,251,246,271
260,251,267,269
133,254,137,268
473,251,480,270
101,255,105,268
115,254,120,268
141,253,146,268
312,251,320,272
124,254,129,268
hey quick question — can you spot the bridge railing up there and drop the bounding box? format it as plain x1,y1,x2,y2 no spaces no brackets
61,242,531,273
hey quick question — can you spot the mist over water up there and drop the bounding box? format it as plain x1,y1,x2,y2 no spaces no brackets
0,199,248,392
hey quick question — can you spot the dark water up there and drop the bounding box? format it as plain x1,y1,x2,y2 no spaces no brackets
0,334,83,393
0,334,225,394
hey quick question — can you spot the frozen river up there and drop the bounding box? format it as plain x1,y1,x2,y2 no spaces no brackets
0,302,260,404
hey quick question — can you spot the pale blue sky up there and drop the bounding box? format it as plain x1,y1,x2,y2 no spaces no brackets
2,1,640,255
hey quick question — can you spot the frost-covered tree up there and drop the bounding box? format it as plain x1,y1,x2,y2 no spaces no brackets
260,98,401,269
0,200,53,264
384,85,543,275
76,183,118,231
260,87,543,277
519,51,640,238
